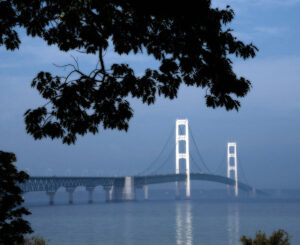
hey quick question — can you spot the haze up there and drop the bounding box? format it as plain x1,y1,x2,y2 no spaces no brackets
0,0,299,189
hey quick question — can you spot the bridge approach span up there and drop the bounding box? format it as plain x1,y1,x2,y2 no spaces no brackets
22,174,252,193
21,173,260,204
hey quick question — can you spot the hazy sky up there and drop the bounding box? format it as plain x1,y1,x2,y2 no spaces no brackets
1,0,300,189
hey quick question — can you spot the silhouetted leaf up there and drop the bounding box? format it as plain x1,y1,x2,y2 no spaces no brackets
0,151,33,244
0,0,258,144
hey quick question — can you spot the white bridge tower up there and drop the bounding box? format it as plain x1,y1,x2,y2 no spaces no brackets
175,119,191,199
227,142,238,197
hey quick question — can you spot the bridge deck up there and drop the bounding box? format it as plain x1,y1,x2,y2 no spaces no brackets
21,173,261,194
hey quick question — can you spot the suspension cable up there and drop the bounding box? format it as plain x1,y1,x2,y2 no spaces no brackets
237,156,249,185
149,146,175,175
213,150,226,175
137,127,174,176
188,126,211,173
190,153,203,173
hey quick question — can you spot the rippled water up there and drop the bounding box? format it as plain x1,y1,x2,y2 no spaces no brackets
25,191,300,245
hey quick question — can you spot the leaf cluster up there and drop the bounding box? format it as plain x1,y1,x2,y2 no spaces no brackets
17,236,48,245
240,230,290,245
0,151,32,245
1,0,258,144
0,1,20,50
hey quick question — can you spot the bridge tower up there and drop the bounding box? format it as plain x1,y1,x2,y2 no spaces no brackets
175,119,191,199
227,142,238,197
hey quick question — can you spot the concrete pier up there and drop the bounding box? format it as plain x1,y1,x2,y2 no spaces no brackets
103,186,113,202
122,176,135,201
86,187,94,204
105,177,135,202
143,185,149,200
66,187,75,204
46,191,56,205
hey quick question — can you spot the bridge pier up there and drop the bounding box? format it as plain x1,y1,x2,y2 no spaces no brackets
103,186,113,202
175,182,180,200
66,187,75,204
111,186,124,201
46,191,56,205
104,177,136,202
143,185,148,200
122,177,135,201
86,187,94,204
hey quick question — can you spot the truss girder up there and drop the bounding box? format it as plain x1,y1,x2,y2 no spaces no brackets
21,173,257,194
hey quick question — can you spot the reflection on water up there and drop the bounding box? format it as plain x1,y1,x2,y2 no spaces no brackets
227,204,240,245
26,196,300,245
176,202,193,245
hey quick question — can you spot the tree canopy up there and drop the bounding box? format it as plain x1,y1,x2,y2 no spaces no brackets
240,230,290,245
0,151,32,245
1,0,257,144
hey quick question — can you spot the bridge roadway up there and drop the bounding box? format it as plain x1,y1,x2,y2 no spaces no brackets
21,173,260,204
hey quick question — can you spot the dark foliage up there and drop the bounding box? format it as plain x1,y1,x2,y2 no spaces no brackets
0,151,32,245
1,0,257,144
20,236,48,245
240,230,290,245
0,1,20,50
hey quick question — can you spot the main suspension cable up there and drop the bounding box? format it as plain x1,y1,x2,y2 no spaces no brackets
190,153,203,173
137,127,174,176
213,150,226,175
188,126,211,173
149,145,175,175
237,155,249,185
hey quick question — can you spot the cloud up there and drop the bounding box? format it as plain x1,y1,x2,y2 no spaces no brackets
253,26,288,35
233,56,300,110
19,36,155,65
231,31,254,42
254,0,300,6
229,26,288,46
0,36,158,76
104,51,156,65
213,0,300,8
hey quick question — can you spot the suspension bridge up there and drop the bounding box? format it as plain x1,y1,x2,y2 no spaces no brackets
21,119,262,204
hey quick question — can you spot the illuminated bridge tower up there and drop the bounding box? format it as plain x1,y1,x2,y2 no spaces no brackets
227,142,238,197
175,119,191,199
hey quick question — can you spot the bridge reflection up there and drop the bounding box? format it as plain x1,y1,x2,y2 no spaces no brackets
174,202,242,245
227,204,240,245
176,202,193,245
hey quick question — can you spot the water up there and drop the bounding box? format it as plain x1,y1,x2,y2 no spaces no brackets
24,190,300,245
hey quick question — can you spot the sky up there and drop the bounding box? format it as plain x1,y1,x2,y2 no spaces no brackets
0,0,300,189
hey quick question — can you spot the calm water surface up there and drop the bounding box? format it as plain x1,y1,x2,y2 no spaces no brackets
25,192,300,245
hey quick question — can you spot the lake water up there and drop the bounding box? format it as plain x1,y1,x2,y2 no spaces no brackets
24,190,300,245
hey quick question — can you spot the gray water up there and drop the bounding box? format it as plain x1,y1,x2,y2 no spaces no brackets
24,190,300,245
